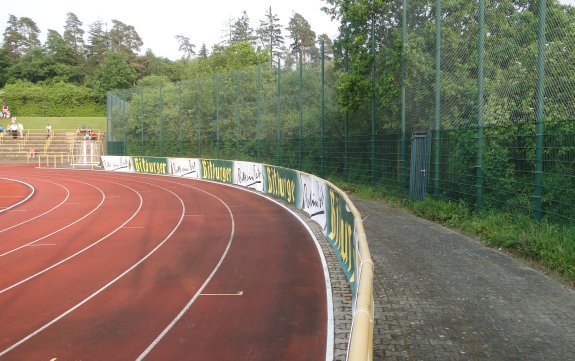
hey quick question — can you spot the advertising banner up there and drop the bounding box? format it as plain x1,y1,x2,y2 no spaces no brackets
263,165,298,205
234,161,263,191
101,156,133,172
168,158,201,178
299,173,327,231
132,157,169,175
201,159,233,183
325,186,356,291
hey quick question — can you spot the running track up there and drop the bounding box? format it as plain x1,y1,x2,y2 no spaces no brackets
0,164,330,361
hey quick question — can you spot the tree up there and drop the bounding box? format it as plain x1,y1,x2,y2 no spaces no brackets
93,52,137,97
231,11,256,45
286,13,317,64
175,35,196,60
85,20,110,71
63,12,85,64
256,6,285,68
7,47,57,84
45,29,75,65
109,19,143,57
198,43,209,58
2,15,41,61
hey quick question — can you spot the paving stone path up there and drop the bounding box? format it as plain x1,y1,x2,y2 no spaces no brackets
354,199,575,361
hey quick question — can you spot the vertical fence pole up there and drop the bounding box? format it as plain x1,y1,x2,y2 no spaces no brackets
140,88,144,155
257,64,261,162
370,14,376,185
276,58,282,165
299,46,303,170
196,79,201,157
216,75,221,159
159,85,164,156
401,0,408,189
434,0,442,197
534,0,546,222
476,0,485,212
178,82,183,156
320,40,325,178
236,70,241,160
344,51,349,181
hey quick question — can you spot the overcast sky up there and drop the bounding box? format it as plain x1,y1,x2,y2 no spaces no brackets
2,0,339,60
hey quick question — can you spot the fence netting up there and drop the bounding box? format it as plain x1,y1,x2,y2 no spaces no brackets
107,0,575,225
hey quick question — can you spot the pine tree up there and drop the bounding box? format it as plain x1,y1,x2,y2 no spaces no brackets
256,6,285,68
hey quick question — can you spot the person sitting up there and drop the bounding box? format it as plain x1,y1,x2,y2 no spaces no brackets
2,104,8,118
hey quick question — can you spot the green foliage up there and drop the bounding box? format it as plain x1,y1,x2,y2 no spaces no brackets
1,80,104,116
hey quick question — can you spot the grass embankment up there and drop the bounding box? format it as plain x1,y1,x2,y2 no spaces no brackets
10,117,106,132
335,180,575,288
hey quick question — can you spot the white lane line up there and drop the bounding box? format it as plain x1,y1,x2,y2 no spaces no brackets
0,183,105,258
26,244,57,247
136,185,236,361
0,181,184,358
201,291,244,296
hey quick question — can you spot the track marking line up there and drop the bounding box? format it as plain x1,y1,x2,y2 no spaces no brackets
201,290,244,296
26,244,57,247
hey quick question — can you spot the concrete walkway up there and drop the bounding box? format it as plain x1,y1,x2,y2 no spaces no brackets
354,199,575,361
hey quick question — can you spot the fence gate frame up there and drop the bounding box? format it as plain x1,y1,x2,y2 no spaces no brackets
409,131,431,202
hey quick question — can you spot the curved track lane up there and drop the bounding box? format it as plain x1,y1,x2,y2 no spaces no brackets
0,165,330,361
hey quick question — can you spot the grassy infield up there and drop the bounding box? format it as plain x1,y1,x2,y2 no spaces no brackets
18,117,573,288
336,181,575,288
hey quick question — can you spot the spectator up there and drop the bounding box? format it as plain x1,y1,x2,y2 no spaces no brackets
2,104,8,118
17,122,24,138
46,123,52,138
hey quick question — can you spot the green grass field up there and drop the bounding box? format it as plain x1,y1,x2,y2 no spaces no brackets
5,117,107,132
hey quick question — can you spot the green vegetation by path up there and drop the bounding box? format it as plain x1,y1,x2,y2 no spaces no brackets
8,117,106,131
333,179,575,289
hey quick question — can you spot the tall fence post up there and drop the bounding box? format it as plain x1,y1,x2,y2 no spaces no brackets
534,0,546,222
276,58,282,165
236,70,241,160
476,0,485,212
178,82,183,156
370,13,376,185
159,85,164,156
140,88,144,155
299,45,304,170
196,79,201,157
434,0,442,197
320,40,325,178
257,64,261,162
400,0,408,189
215,74,221,159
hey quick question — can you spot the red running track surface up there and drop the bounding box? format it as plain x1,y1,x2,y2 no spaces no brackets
0,165,330,361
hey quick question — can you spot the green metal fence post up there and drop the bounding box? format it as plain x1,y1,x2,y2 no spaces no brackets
216,74,221,159
276,58,282,165
196,79,201,157
434,0,442,197
320,40,325,178
370,13,376,185
535,0,546,222
159,85,164,156
401,0,408,189
257,64,261,162
476,0,485,212
140,88,144,155
178,82,183,156
299,45,303,170
236,70,241,160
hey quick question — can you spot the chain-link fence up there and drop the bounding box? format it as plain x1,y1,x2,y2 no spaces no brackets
107,0,575,225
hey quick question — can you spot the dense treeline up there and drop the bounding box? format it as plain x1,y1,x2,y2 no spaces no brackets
0,9,334,116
